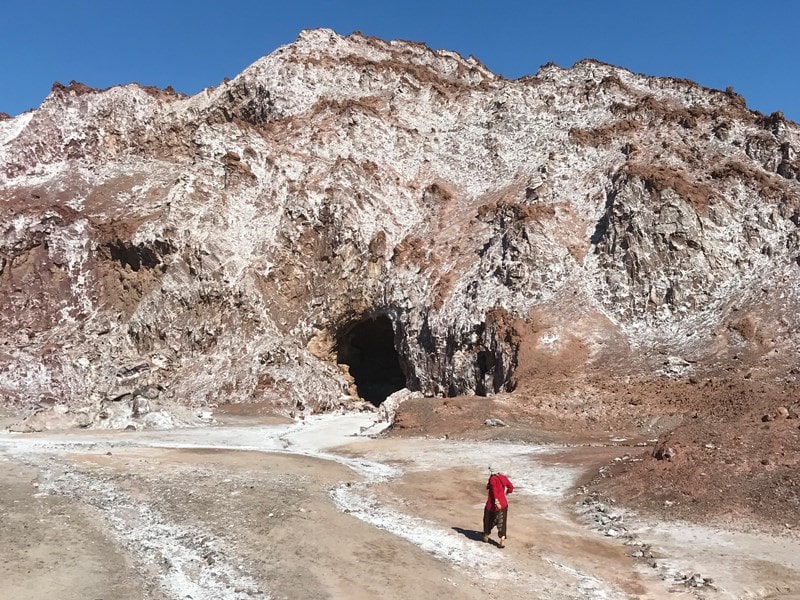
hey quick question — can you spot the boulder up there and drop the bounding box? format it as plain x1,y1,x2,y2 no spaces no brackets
653,445,676,461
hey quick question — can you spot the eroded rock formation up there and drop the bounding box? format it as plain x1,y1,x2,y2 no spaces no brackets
2,29,800,427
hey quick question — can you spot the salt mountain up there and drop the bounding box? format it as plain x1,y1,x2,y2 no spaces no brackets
2,29,799,429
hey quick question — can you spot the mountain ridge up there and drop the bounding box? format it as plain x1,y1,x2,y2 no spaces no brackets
2,28,800,431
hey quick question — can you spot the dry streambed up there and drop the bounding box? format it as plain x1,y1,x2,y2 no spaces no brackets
0,413,798,600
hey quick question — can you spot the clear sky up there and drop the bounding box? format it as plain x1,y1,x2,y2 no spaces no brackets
2,0,799,121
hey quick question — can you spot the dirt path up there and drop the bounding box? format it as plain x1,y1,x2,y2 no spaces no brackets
0,413,798,599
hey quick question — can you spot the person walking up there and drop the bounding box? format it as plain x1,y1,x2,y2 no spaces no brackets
482,468,514,547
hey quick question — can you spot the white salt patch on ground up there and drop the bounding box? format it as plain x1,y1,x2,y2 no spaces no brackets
0,412,590,595
542,556,625,600
0,412,726,599
330,481,612,599
360,438,581,497
34,457,269,600
630,519,800,599
330,483,498,570
287,416,623,599
280,412,390,454
0,422,289,455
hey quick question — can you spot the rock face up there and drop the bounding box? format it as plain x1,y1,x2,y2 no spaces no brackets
2,29,800,424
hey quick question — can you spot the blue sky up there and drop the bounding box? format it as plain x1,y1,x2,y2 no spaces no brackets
2,0,799,121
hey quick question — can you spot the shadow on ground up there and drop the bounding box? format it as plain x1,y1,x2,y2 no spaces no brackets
452,526,504,548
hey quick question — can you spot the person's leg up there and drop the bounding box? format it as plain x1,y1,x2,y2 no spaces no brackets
482,508,493,542
497,507,508,547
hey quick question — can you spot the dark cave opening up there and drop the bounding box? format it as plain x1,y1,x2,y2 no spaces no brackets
475,350,495,397
337,314,407,406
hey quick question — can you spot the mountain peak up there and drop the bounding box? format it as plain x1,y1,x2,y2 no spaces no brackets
2,30,800,433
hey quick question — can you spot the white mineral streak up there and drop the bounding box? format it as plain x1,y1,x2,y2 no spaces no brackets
36,464,270,600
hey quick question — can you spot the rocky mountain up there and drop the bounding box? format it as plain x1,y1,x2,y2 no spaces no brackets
2,29,800,430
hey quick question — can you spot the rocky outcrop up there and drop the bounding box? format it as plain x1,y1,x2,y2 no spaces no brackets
2,29,800,427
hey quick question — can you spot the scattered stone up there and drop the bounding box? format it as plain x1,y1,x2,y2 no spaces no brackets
115,363,151,380
653,446,676,461
134,385,161,400
677,572,715,589
197,410,214,422
131,396,150,417
379,388,422,424
110,392,133,403
10,406,93,432
76,412,94,428
665,356,690,368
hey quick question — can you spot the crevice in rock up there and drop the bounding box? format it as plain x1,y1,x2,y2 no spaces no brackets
100,239,174,272
336,314,407,406
591,186,618,246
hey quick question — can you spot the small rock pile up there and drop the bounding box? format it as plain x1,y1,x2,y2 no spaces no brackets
7,384,215,432
675,572,716,590
580,491,633,541
576,464,721,595
761,405,800,422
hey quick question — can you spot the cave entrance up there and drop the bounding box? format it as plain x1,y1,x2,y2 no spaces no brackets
337,314,406,406
475,350,495,397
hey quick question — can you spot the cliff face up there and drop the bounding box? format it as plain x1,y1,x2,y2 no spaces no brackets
2,29,800,427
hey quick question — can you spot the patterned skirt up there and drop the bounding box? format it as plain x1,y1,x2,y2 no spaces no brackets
483,506,508,538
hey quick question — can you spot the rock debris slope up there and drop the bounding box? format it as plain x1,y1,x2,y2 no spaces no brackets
2,29,800,427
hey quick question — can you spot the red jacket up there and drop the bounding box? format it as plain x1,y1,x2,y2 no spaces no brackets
485,473,514,511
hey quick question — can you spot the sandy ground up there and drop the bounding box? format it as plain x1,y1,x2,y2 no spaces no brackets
1,412,799,600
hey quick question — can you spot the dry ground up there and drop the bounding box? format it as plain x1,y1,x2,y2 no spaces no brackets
0,395,798,600
392,376,800,534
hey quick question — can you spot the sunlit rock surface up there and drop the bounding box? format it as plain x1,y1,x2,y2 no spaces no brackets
2,29,800,427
